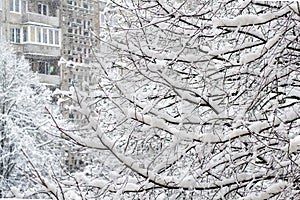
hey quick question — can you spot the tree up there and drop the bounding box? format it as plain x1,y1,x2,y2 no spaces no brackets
52,0,300,199
0,41,61,198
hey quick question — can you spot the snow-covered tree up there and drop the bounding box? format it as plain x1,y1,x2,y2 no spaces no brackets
51,0,300,199
0,41,62,198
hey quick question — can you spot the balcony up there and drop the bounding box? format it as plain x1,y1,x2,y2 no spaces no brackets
22,12,59,27
22,43,60,57
38,74,61,86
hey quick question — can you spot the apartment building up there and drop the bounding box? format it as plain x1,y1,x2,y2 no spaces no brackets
58,0,107,123
0,0,106,171
60,0,100,64
0,0,61,88
0,0,105,88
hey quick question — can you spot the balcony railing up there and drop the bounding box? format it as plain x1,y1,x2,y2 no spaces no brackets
22,43,60,57
23,12,59,27
38,74,61,86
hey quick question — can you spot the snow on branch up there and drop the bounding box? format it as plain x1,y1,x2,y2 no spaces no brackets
212,6,291,27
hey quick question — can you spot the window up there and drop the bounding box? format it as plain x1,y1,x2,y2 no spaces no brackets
16,28,21,43
22,0,26,13
55,30,59,45
38,61,49,74
24,26,60,46
37,27,41,42
49,65,55,74
23,26,28,42
39,61,54,74
10,0,20,12
43,28,47,43
39,63,56,75
49,29,54,44
10,0,13,11
10,28,20,43
38,3,48,15
30,26,35,42
83,2,88,9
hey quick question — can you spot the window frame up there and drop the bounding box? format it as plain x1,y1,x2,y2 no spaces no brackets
38,3,48,16
43,28,48,44
38,61,49,74
38,61,57,75
10,28,21,43
37,27,42,43
54,30,59,45
10,0,21,13
30,26,35,42
49,29,54,44
21,25,60,46
10,28,15,42
23,26,28,42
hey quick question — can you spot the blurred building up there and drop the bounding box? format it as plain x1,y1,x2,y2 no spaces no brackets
0,0,104,89
58,0,105,122
0,0,106,171
0,0,61,88
60,0,100,64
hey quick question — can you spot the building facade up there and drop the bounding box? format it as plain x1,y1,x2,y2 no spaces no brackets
1,0,107,171
0,0,61,88
60,0,100,64
0,0,105,89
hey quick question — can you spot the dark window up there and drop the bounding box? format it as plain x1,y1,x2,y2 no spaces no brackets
10,28,21,43
38,61,49,74
83,3,88,9
37,27,42,42
23,27,28,42
10,28,15,42
55,30,59,45
38,3,47,15
16,28,20,43
69,113,74,119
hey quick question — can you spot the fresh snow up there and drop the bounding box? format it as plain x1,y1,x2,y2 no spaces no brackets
212,8,290,27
